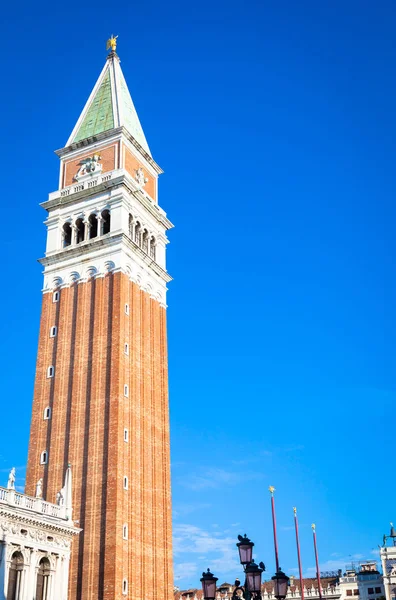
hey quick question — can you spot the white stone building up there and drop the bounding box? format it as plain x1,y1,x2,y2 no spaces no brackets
380,525,396,600
337,562,384,600
0,466,80,600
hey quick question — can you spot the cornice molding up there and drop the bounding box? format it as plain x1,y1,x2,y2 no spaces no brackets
41,172,174,231
39,232,172,284
55,126,163,174
0,510,80,536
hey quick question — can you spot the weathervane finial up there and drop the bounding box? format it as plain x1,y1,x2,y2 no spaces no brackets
293,507,297,515
106,35,118,53
269,485,275,495
311,523,316,531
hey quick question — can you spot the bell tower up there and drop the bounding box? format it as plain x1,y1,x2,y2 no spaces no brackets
25,38,174,600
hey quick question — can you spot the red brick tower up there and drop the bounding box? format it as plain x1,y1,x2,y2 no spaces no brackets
25,38,174,600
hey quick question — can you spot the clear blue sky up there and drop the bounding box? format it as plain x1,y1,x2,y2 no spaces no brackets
0,0,394,590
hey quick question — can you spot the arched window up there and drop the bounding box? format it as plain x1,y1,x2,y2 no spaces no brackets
7,551,24,600
134,221,142,246
89,214,98,239
63,223,72,248
43,407,51,420
102,210,111,235
47,366,54,378
75,218,85,244
40,451,48,465
123,523,128,539
35,557,51,600
142,230,149,253
150,236,156,261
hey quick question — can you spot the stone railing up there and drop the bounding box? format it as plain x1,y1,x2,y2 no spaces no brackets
47,168,158,208
0,487,67,520
48,170,122,202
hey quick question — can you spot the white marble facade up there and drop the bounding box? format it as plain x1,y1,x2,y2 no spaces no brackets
0,467,79,600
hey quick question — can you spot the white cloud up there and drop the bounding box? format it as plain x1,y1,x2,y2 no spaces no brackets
174,562,201,582
177,468,263,491
173,523,243,587
303,554,365,577
173,502,212,518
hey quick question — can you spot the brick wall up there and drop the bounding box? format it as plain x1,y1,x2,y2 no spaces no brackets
26,272,173,600
124,146,157,201
63,143,118,188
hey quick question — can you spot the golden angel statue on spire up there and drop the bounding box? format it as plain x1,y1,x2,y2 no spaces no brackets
106,35,118,53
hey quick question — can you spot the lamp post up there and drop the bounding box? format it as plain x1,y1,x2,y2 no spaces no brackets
201,533,289,600
272,569,290,600
237,534,254,566
236,535,264,600
201,569,218,600
245,561,265,596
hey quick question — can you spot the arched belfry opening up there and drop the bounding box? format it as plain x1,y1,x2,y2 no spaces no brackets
89,214,98,239
142,229,149,253
75,218,85,244
135,221,142,245
102,209,110,235
150,236,156,260
63,223,72,247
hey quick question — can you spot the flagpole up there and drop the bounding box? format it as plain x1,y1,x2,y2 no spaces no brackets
312,524,322,600
269,486,280,572
293,508,304,600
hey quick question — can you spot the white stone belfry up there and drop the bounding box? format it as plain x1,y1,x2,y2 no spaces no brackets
0,467,80,600
40,48,173,306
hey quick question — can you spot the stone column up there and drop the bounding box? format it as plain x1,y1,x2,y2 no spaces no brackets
71,224,78,246
84,219,91,241
46,566,55,600
97,215,104,237
25,548,37,600
19,548,30,600
14,568,22,600
0,542,7,600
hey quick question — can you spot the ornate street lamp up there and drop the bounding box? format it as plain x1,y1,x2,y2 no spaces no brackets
201,569,218,600
237,534,254,566
272,569,290,600
245,560,264,594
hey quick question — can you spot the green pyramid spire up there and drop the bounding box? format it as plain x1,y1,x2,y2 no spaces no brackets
73,70,114,143
67,52,151,156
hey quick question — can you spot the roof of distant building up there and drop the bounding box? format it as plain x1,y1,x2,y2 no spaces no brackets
175,577,339,600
